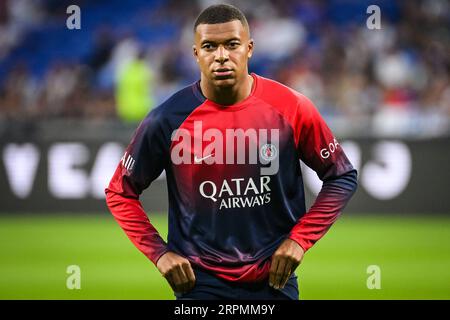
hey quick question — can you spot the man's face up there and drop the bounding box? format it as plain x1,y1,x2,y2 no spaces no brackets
193,20,253,88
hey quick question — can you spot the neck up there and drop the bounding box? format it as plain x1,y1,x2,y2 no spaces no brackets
200,73,254,106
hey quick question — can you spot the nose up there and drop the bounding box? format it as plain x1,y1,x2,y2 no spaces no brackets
215,45,229,64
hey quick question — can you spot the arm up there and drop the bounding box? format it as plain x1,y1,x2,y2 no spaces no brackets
288,170,357,251
105,112,195,293
270,95,357,289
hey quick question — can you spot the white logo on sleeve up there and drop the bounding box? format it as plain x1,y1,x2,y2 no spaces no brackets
121,152,135,171
320,138,340,159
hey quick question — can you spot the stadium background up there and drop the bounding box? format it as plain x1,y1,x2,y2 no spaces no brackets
0,0,449,299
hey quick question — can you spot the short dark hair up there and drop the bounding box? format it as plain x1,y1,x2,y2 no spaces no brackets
194,4,249,33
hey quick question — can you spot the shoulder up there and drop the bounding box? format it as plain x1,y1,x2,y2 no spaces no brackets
255,74,311,110
254,74,317,120
143,82,203,125
137,82,204,140
153,83,203,118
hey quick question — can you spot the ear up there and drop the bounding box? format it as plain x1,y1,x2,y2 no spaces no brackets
247,39,254,59
193,45,199,62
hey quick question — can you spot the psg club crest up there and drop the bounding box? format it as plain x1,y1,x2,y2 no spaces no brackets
260,143,278,162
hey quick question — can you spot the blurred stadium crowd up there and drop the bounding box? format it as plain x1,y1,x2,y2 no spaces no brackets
0,0,448,136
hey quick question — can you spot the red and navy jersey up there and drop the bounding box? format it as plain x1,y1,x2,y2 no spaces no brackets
106,73,357,282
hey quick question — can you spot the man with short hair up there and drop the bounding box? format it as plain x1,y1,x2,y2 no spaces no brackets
106,4,357,300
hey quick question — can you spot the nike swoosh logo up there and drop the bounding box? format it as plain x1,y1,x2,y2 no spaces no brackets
194,153,214,163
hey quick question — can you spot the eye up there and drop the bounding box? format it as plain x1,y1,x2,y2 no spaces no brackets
228,42,240,49
202,43,215,50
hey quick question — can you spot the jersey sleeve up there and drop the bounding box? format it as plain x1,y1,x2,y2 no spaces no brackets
288,94,358,252
105,111,169,265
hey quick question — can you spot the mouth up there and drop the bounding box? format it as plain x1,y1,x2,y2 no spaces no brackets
213,68,233,78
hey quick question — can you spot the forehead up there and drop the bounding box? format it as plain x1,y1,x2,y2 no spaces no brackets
195,20,248,43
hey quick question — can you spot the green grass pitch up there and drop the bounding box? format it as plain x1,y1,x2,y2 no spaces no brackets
0,213,449,299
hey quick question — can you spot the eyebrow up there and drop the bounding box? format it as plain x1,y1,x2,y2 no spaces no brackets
200,37,241,45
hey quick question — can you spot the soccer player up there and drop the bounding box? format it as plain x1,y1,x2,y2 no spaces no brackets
106,4,357,300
